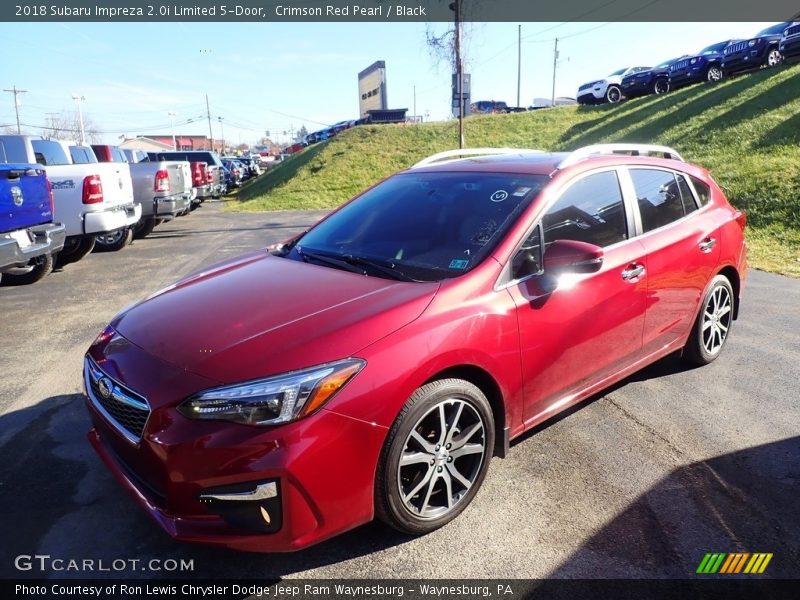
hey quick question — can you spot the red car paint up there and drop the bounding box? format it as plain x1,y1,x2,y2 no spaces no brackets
84,150,747,552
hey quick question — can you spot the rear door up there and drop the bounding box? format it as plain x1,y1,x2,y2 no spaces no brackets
620,167,721,355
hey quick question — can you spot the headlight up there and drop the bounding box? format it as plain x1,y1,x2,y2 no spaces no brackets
178,359,365,425
690,58,698,64
748,39,761,47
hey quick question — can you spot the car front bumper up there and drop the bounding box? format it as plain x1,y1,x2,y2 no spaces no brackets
83,346,387,552
0,222,66,270
84,203,141,235
721,48,767,73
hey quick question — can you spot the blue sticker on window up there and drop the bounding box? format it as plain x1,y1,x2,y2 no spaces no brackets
449,259,469,270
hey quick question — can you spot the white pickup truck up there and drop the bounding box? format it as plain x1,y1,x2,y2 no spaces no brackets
0,135,140,263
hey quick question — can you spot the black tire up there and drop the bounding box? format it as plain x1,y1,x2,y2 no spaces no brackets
133,218,157,240
375,378,494,535
0,253,54,286
682,275,735,366
653,77,669,95
56,236,95,266
94,228,133,252
705,64,723,82
605,85,622,103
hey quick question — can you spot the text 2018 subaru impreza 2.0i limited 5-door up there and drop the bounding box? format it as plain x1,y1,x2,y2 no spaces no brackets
83,144,747,552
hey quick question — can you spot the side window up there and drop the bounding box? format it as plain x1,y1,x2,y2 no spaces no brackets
676,174,698,215
511,224,543,279
690,176,711,206
542,170,627,248
30,140,70,166
630,169,685,233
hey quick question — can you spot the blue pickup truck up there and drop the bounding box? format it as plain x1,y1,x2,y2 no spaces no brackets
0,164,66,285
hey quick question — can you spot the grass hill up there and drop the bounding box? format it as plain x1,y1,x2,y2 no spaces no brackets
231,63,800,277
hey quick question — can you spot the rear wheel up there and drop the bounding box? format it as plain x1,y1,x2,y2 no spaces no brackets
94,228,133,252
0,253,54,286
133,218,157,240
375,379,494,535
683,275,734,366
605,85,622,103
653,77,669,95
706,65,723,82
56,235,95,266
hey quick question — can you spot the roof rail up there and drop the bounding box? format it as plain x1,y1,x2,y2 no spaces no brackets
411,147,544,169
558,144,684,168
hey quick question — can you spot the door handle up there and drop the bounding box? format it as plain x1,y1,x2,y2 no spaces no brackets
621,263,645,281
698,237,717,253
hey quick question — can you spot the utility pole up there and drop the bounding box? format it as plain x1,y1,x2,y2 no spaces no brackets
454,0,464,148
517,25,522,108
168,111,177,150
71,94,86,144
413,85,417,122
4,85,28,133
551,38,559,108
218,116,225,154
205,94,214,151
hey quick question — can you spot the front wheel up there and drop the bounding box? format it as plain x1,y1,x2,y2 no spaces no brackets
375,379,494,535
56,235,95,266
94,228,133,252
683,275,735,366
133,218,157,240
605,85,622,103
706,65,723,82
764,47,782,67
653,77,669,95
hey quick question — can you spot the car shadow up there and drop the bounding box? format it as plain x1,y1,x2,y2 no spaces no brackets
546,435,800,578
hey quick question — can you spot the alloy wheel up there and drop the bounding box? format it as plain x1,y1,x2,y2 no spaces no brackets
702,285,732,356
654,79,669,94
397,399,486,520
96,230,125,245
766,49,781,67
707,67,723,82
606,86,621,103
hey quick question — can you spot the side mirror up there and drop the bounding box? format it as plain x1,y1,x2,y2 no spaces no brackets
543,239,604,274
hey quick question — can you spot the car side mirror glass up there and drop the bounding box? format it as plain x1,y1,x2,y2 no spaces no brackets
543,239,604,274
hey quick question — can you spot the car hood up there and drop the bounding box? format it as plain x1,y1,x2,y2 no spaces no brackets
111,250,439,384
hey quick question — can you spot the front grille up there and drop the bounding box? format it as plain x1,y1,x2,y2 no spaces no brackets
725,41,747,55
671,59,690,71
786,24,800,38
578,83,592,91
85,357,151,444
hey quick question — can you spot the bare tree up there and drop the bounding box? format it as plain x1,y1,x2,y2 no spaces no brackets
45,110,101,143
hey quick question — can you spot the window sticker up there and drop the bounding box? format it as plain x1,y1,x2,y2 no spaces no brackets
490,190,509,202
513,186,532,197
449,259,469,270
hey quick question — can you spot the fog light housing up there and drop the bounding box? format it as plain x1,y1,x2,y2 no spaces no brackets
198,479,282,533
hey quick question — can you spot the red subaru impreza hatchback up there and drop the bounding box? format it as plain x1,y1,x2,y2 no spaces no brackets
83,144,746,552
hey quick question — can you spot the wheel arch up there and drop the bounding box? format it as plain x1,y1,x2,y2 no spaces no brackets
717,264,741,320
423,364,508,458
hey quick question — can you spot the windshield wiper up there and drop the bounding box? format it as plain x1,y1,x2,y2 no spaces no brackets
341,255,418,282
297,247,366,275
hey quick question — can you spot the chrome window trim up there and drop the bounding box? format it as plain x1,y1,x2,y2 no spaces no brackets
84,356,151,446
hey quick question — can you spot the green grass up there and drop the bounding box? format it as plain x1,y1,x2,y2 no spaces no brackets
229,63,800,277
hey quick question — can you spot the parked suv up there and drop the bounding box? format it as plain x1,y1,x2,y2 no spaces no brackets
779,22,800,61
83,144,746,552
668,40,737,89
576,67,650,104
721,22,793,75
621,58,681,98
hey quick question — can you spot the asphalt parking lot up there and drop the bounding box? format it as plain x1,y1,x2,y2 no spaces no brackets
1,201,798,580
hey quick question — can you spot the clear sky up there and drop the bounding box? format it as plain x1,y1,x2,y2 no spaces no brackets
0,20,776,146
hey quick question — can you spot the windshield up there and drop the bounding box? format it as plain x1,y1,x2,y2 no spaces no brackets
285,171,547,282
756,22,790,37
700,41,729,54
608,68,627,76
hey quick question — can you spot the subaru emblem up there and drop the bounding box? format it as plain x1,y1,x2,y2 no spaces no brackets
97,377,113,399
11,186,23,207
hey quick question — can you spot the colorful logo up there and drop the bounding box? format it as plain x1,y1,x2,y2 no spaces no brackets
696,552,773,574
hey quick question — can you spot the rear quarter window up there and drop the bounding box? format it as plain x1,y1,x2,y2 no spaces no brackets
30,140,70,166
690,176,712,206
